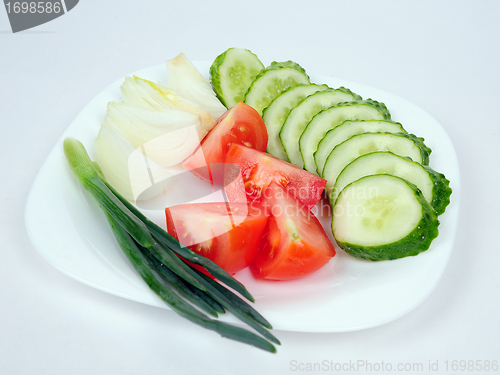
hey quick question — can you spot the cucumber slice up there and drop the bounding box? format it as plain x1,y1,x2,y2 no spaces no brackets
322,132,431,199
314,120,406,175
300,100,391,174
244,61,310,115
263,84,329,160
210,48,264,109
333,151,452,215
332,174,440,261
280,87,361,168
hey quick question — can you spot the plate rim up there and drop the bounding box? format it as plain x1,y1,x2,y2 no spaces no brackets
24,60,461,333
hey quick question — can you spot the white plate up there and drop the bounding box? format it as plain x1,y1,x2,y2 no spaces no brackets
25,61,460,333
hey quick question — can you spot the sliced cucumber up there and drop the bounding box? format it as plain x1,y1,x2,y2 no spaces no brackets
280,87,361,168
300,100,391,174
244,61,310,115
263,84,329,160
323,132,431,199
332,174,439,261
332,151,452,215
210,48,264,109
314,120,406,175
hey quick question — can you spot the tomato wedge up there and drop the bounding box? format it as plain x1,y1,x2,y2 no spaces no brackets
224,143,327,210
165,202,268,275
250,183,336,280
183,102,268,180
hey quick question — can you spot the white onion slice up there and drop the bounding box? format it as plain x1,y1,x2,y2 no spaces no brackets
103,102,207,167
120,76,216,133
95,123,174,201
167,53,227,119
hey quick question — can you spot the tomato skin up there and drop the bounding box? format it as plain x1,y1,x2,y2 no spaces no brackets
250,183,336,281
224,144,327,210
183,102,268,181
165,202,268,275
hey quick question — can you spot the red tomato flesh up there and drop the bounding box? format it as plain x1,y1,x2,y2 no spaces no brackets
183,102,268,181
165,202,268,275
224,144,327,210
250,183,336,281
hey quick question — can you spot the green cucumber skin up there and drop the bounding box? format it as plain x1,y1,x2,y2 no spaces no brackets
259,60,309,76
280,88,361,168
210,48,264,108
403,133,432,166
244,60,310,115
334,177,440,261
335,86,363,101
209,49,230,107
323,132,432,179
263,83,329,160
299,100,388,174
314,120,407,176
422,164,452,216
332,152,451,215
364,98,392,120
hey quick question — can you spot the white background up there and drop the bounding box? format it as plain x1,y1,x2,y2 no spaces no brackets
1,1,499,374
